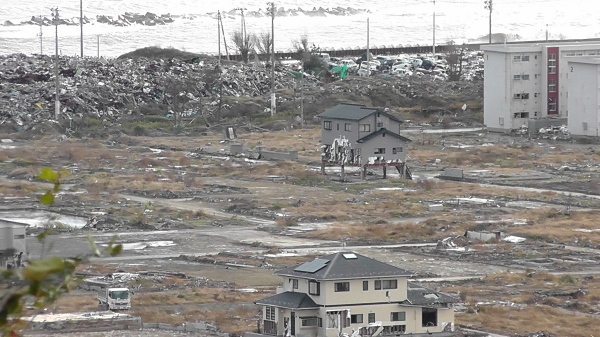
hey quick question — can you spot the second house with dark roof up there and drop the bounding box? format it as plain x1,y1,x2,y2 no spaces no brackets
254,252,457,337
317,104,412,179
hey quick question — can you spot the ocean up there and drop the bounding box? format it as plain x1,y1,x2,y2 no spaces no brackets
0,0,598,58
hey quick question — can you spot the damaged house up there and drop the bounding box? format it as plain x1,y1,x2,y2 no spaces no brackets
317,104,412,179
254,252,457,337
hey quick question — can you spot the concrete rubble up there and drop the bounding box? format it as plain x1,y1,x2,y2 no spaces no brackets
0,53,319,130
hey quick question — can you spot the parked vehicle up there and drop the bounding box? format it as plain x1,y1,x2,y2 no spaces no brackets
97,285,131,310
357,61,379,77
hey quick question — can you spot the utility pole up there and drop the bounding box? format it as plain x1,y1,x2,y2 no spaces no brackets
37,15,43,55
432,0,436,55
484,0,492,44
268,2,276,115
80,0,83,57
217,11,221,67
366,18,370,61
219,14,230,60
51,7,60,120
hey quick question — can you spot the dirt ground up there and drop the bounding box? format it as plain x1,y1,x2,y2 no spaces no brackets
2,127,600,337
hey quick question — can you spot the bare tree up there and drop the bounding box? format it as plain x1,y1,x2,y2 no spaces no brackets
231,30,255,63
292,34,310,62
253,31,272,61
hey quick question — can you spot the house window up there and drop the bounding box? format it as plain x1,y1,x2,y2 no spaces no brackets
301,317,319,327
422,308,437,327
583,122,588,131
513,74,521,80
265,306,276,321
334,282,350,292
351,314,363,324
309,280,320,295
499,117,504,125
327,311,350,329
549,98,557,112
549,78,557,92
344,123,351,132
513,55,521,62
521,74,529,80
375,279,397,290
522,55,530,61
359,124,370,132
548,54,557,74
13,235,25,239
392,147,403,154
368,313,375,323
513,112,529,119
377,122,383,128
323,121,332,130
363,280,368,291
292,279,298,289
337,123,340,131
513,93,521,99
374,148,386,155
521,93,529,99
390,312,406,321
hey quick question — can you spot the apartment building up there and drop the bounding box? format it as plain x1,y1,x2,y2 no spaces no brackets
482,40,600,132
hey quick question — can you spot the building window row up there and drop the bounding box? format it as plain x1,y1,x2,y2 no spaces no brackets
513,93,530,99
548,78,557,92
513,112,529,119
323,121,332,130
392,147,403,154
374,148,386,155
359,124,370,132
513,74,530,80
549,98,557,112
391,311,406,321
513,55,530,62
548,53,557,74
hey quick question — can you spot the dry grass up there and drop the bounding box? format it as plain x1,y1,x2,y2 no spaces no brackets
457,305,599,337
512,209,600,245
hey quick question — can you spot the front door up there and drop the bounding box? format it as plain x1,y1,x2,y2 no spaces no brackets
290,311,296,336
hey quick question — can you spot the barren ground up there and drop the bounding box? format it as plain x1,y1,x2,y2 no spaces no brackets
1,127,599,337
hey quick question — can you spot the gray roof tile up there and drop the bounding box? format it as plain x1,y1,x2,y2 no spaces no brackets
254,291,318,309
277,252,413,280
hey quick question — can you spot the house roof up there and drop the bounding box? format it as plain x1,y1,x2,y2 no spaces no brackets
276,252,413,280
254,291,318,309
402,282,459,306
356,127,412,143
318,103,403,124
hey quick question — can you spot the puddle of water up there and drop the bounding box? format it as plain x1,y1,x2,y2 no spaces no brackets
112,241,177,250
0,210,88,228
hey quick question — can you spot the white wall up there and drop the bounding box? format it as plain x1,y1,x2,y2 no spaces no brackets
484,51,511,131
568,62,600,136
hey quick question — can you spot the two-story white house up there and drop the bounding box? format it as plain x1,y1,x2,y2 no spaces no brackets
254,252,457,337
317,104,412,179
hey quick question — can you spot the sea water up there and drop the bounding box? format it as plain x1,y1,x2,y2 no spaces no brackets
0,0,598,58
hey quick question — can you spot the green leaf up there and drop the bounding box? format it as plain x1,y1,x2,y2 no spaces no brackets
38,191,55,205
109,244,122,257
37,167,59,183
87,234,101,257
22,257,66,283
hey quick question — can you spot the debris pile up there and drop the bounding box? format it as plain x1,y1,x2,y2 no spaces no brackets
0,53,315,130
